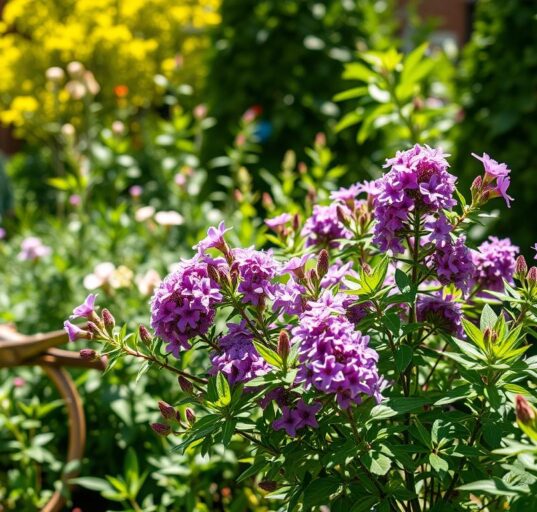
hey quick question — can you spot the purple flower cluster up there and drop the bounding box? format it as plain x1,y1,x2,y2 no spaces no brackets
293,292,382,408
270,279,306,316
232,248,279,305
301,204,351,248
150,257,222,356
373,145,456,254
416,292,463,338
432,235,475,293
272,399,321,437
472,236,519,293
210,322,268,385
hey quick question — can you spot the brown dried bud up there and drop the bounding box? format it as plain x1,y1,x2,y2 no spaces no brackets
516,395,536,425
309,268,319,286
515,255,528,280
79,349,97,361
158,401,176,420
298,162,307,175
527,267,537,285
315,132,326,147
178,376,193,394
101,308,115,331
258,481,278,492
292,213,300,232
362,264,372,276
471,175,483,193
317,249,329,279
139,325,153,345
151,422,171,436
277,330,290,360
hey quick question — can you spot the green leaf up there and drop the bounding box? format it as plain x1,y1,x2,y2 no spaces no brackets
69,476,114,493
457,478,526,497
395,345,413,373
369,405,397,421
480,304,498,331
303,477,341,508
461,318,486,351
429,453,449,473
252,341,282,369
216,372,231,406
364,451,392,476
385,397,430,414
342,62,376,82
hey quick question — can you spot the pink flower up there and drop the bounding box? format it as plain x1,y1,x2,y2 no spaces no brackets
265,213,292,230
193,221,231,255
472,152,510,179
63,320,87,342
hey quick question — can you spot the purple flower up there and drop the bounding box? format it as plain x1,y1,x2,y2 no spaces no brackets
193,221,231,255
424,215,452,246
63,320,86,342
232,248,279,305
472,153,510,179
18,237,51,261
0,227,5,240
281,253,313,279
432,235,475,293
210,322,269,385
293,399,322,429
272,400,322,437
270,279,306,315
301,204,352,248
416,293,463,338
320,260,358,288
265,213,292,230
373,145,457,254
150,257,222,356
495,175,514,208
330,184,361,203
71,294,97,319
272,406,300,437
293,292,382,408
473,236,519,293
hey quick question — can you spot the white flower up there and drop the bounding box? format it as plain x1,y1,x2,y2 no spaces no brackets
83,262,116,290
136,269,161,296
154,210,184,226
135,206,155,222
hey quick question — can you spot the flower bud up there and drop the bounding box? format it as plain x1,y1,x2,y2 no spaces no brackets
336,205,350,226
79,348,97,361
470,175,482,193
178,376,193,393
298,162,307,175
158,401,176,420
67,61,85,78
315,132,326,147
258,481,278,492
514,255,528,280
277,330,290,360
101,309,115,331
151,422,171,436
111,120,125,136
292,214,300,232
139,325,153,345
207,264,221,283
308,268,319,286
362,264,372,276
516,395,536,425
86,321,100,337
317,249,329,279
527,267,537,286
262,192,274,210
185,408,196,425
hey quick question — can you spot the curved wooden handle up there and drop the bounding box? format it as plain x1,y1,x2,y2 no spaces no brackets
0,329,69,366
40,364,86,512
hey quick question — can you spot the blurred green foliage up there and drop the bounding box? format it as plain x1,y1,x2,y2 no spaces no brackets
454,0,537,250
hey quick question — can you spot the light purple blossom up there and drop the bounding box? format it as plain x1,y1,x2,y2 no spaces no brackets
472,236,519,293
193,221,231,255
432,235,475,293
416,293,463,338
18,237,51,261
265,213,292,230
330,184,361,203
281,253,313,279
373,145,457,254
232,248,279,305
472,153,510,179
301,204,352,248
63,320,86,342
150,257,222,356
71,294,97,319
270,279,306,315
293,292,382,408
0,227,5,240
210,322,269,385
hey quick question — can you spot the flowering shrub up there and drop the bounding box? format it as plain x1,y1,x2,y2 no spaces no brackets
67,144,537,510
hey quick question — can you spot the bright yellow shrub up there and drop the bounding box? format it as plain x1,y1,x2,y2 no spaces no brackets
0,0,220,139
